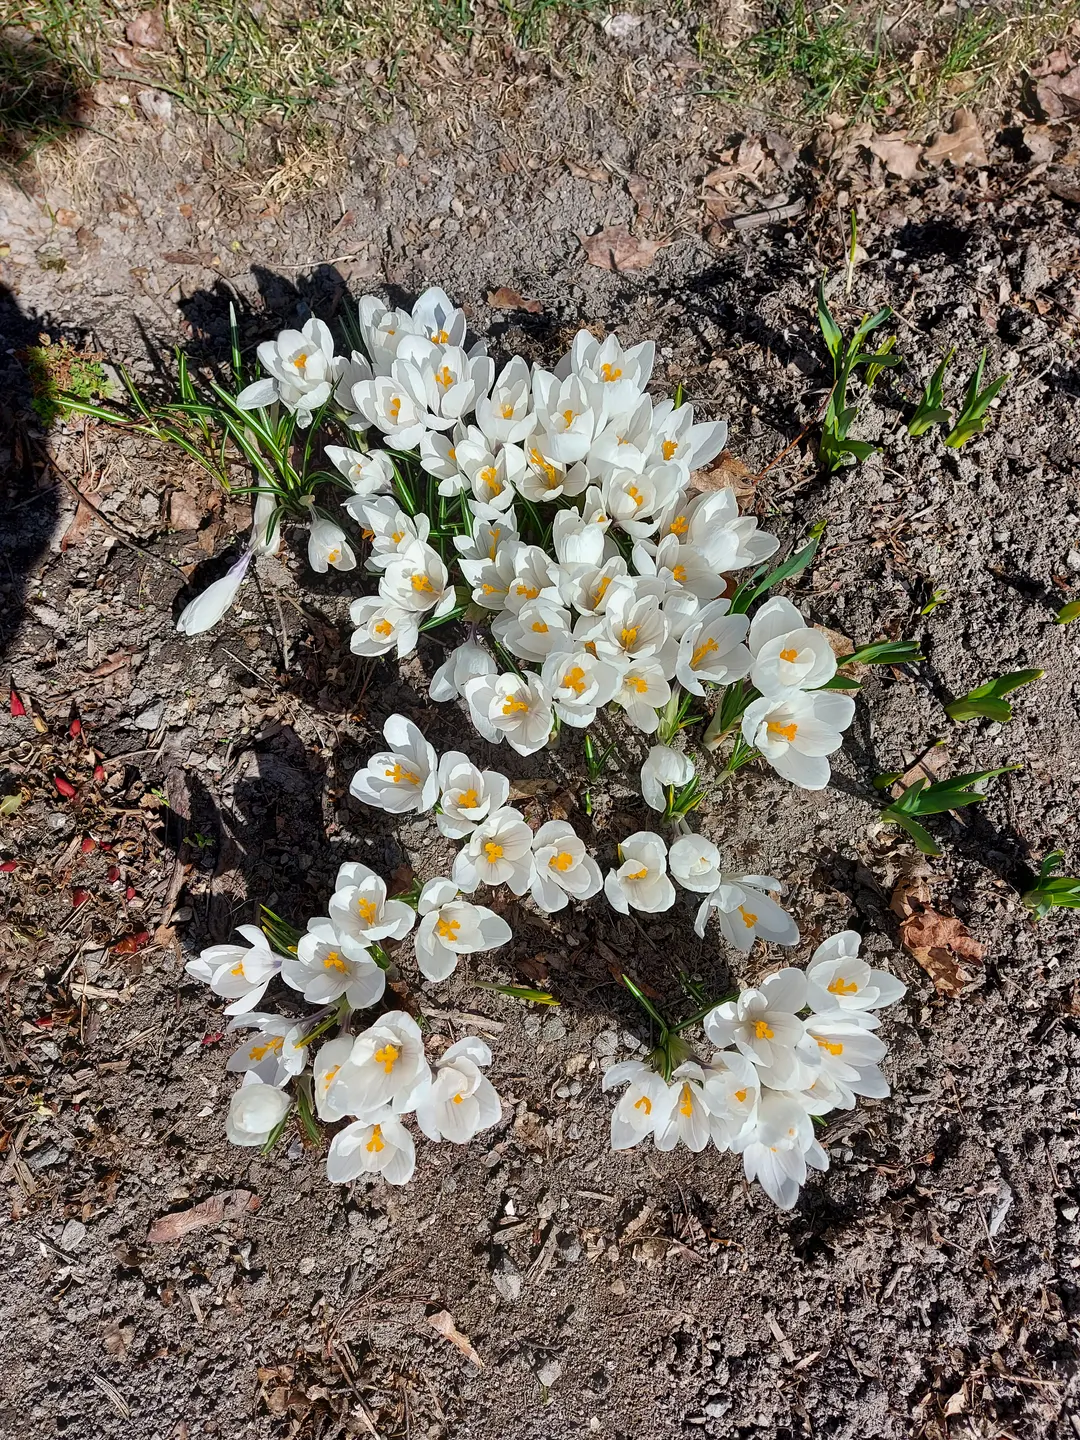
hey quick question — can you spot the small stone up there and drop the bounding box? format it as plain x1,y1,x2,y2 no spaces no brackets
537,1360,562,1388
1066,549,1080,573
47,811,74,833
541,1015,566,1042
594,1029,618,1056
60,1219,87,1252
493,1260,522,1303
299,1256,316,1275
139,492,159,519
134,700,164,730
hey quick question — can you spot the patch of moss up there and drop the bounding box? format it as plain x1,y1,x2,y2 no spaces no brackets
20,335,111,429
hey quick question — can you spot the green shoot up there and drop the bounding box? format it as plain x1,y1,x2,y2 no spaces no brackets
260,904,303,954
816,277,900,473
729,520,826,615
816,639,924,692
583,732,617,816
1022,851,1080,922
880,766,1020,855
907,349,954,436
944,669,1042,724
921,587,949,615
845,209,857,298
943,349,1009,448
474,981,559,1006
1056,600,1080,626
864,335,896,390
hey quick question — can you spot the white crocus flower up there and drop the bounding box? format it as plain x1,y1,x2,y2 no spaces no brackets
604,830,676,914
531,369,601,463
647,398,728,478
640,744,695,813
412,285,471,350
802,1012,889,1107
453,806,535,896
655,488,780,572
516,442,589,504
185,923,287,1014
453,513,519,568
655,1062,715,1153
356,295,417,375
352,495,429,570
326,445,395,498
175,549,254,637
675,600,752,696
454,426,523,517
331,1010,429,1117
226,1074,291,1146
350,713,439,813
614,658,671,733
463,671,555,755
458,538,520,612
634,533,728,603
730,1092,829,1210
560,555,627,614
600,464,683,540
749,596,837,696
704,968,813,1087
413,878,512,982
282,918,386,1009
566,331,655,421
379,539,457,618
603,1060,675,1149
349,596,419,659
419,424,466,490
587,394,657,481
327,1111,416,1186
805,930,907,1014
226,1014,307,1086
389,342,495,433
592,583,674,673
540,646,625,728
430,639,497,702
530,819,603,913
349,373,428,449
330,862,416,944
668,834,723,894
312,1035,356,1121
436,751,510,839
307,517,356,573
333,349,374,423
493,599,574,663
414,1036,502,1143
693,874,800,950
503,544,560,614
551,510,610,571
236,317,338,427
475,356,537,445
700,1050,762,1148
741,689,856,790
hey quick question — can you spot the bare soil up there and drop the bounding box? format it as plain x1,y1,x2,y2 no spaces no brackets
3,20,1080,1440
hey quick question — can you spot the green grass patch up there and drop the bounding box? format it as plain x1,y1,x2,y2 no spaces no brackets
20,338,112,429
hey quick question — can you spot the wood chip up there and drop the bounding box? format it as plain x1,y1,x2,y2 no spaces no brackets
427,1309,483,1368
148,1188,258,1242
579,225,666,272
731,197,806,231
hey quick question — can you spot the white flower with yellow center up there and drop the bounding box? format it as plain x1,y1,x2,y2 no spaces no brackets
325,445,395,498
729,1092,829,1210
668,834,723,894
560,556,628,615
350,712,439,813
282,918,386,1009
458,539,521,613
419,424,467,492
453,513,519,568
463,671,555,755
312,1034,356,1121
646,397,728,480
350,494,430,570
429,639,497,703
531,369,601,463
455,430,523,519
529,819,603,913
414,878,512,982
699,1050,761,1148
675,599,752,696
740,688,855,790
453,806,535,896
693,873,799,950
655,488,780,572
634,533,727,603
591,582,674,673
225,1013,307,1086
801,1012,889,1107
540,646,625,728
516,442,589,504
185,923,287,1014
603,830,676,914
655,1062,716,1153
348,596,419,659
805,930,907,1015
349,372,428,449
356,295,417,375
704,968,812,1087
236,317,338,428
379,539,457,618
388,342,495,434
599,463,682,540
551,508,611,570
567,331,655,420
475,355,536,446
603,1060,675,1149
614,657,671,733
307,517,357,573
502,543,560,615
333,1010,429,1117
640,743,695,813
748,596,837,696
436,752,510,839
226,1074,291,1146
414,1037,502,1144
493,598,574,663
326,1110,416,1186
587,394,655,479
411,285,471,351
329,862,416,944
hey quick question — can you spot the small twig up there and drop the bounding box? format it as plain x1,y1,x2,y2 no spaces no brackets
753,382,836,483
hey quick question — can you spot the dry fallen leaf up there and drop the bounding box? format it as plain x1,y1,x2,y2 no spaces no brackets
60,500,101,550
689,449,756,506
579,225,665,273
487,287,542,315
126,8,165,47
148,1189,257,1242
1035,65,1080,120
509,778,558,800
924,109,987,169
869,133,924,179
891,878,983,998
427,1310,483,1368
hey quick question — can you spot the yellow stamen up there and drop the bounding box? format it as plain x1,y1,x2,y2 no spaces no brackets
753,1018,774,1039
600,362,623,382
484,841,504,862
515,582,540,600
294,352,308,371
626,484,645,509
739,906,757,928
356,897,378,923
767,720,798,743
779,647,799,663
458,787,479,809
437,916,460,940
626,865,649,881
374,619,393,637
620,625,639,649
390,530,404,543
250,1036,284,1062
501,696,531,716
230,964,245,976
690,636,718,669
549,850,575,872
669,513,688,535
322,1064,340,1092
323,950,347,972
531,620,549,633
561,407,576,427
662,439,677,461
630,676,649,694
828,976,860,996
411,573,436,594
501,402,515,419
326,547,340,564
562,665,587,696
448,446,456,461
452,1092,464,1104
431,327,450,343
388,396,401,422
435,364,454,389
362,528,375,540
529,448,558,485
374,1043,399,1074
592,576,612,606
679,1084,694,1118
385,762,420,784
816,1037,844,1056
634,1094,652,1115
366,1123,385,1153
672,563,686,584
733,1088,747,1103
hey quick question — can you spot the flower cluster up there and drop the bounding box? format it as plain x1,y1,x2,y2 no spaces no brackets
351,715,801,941
185,856,509,1184
604,931,906,1208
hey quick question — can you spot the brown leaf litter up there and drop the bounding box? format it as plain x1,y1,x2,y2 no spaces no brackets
147,1188,259,1241
924,109,988,169
890,877,984,998
579,226,665,272
427,1309,483,1368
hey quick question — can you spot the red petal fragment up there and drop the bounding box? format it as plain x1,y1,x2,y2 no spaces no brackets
9,682,26,718
125,885,136,901
0,860,17,873
81,836,97,853
53,774,77,799
72,889,90,907
107,866,121,883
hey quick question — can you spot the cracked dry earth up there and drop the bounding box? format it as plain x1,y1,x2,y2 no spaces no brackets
3,25,1080,1440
